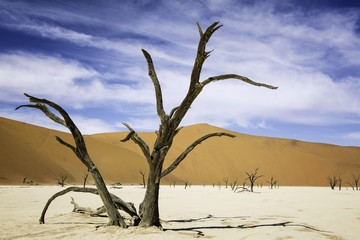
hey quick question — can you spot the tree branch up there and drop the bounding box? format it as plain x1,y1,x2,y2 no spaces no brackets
171,21,223,123
169,106,179,119
121,123,152,164
141,49,167,123
195,19,203,37
39,187,140,226
55,136,76,153
201,74,278,89
16,102,66,126
161,132,235,178
190,21,222,89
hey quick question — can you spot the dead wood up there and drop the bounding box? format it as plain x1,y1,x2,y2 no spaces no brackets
17,95,126,227
39,187,140,226
122,21,277,228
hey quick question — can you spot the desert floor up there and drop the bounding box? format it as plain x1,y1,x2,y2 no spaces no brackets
0,185,358,240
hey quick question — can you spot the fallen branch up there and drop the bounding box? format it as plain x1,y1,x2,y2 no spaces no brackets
39,187,140,226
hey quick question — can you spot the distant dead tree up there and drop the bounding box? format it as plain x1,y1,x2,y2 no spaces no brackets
184,179,190,189
223,177,229,188
22,177,35,185
350,173,359,191
17,94,127,227
57,173,68,187
139,169,146,188
83,170,89,188
327,176,338,190
338,175,342,191
245,168,263,192
119,21,277,227
230,178,238,191
267,176,278,189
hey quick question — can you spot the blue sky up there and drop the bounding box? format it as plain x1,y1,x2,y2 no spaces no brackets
0,0,360,146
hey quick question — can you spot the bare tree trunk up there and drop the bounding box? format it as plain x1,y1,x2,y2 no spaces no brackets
139,162,162,227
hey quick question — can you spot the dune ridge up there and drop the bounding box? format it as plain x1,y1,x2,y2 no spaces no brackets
1,117,359,186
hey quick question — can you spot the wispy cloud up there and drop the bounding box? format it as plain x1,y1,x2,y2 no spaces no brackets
0,0,360,145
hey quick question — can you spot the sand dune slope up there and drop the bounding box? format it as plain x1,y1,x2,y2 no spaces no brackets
1,117,359,186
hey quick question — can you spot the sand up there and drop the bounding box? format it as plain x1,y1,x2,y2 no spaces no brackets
1,117,360,187
0,185,358,239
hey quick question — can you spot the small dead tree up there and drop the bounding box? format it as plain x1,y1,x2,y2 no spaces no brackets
16,94,126,227
338,175,342,191
139,169,146,188
267,176,278,189
57,173,68,187
83,170,89,188
223,177,229,188
22,177,35,185
245,168,263,192
327,176,338,190
350,173,359,191
230,178,238,191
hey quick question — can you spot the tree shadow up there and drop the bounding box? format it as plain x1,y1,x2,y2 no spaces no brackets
164,214,250,223
163,215,331,237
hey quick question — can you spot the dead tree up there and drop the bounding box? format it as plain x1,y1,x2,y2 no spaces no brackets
83,170,89,188
57,173,67,187
267,176,278,189
338,175,342,191
350,173,359,191
139,169,146,188
124,21,276,228
245,168,263,192
184,179,190,189
16,94,126,227
223,177,229,188
230,178,238,191
327,176,338,190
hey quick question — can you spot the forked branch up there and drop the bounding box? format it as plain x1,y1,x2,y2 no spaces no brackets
121,123,151,163
16,93,85,150
161,132,235,178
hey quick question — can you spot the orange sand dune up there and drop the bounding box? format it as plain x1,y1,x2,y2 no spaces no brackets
1,117,359,186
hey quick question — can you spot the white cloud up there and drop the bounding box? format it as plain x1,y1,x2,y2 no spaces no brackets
344,131,360,140
0,52,156,108
1,107,119,134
